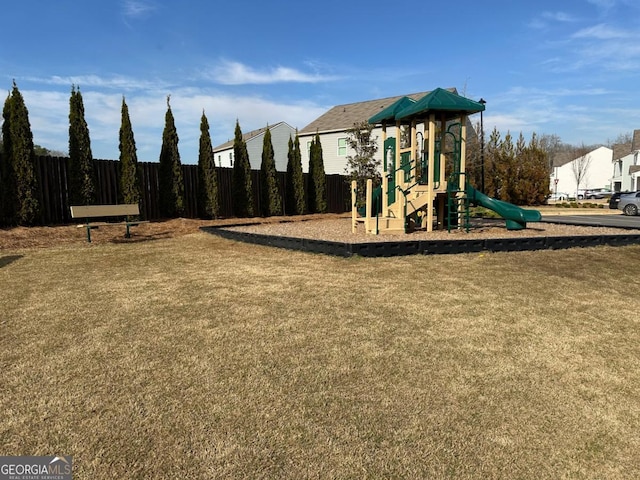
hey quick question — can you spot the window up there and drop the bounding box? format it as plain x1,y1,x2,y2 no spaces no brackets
307,141,312,155
337,137,347,156
229,152,233,167
217,155,221,166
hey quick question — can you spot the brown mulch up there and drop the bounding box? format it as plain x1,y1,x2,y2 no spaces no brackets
227,217,640,243
2,211,638,251
0,214,350,250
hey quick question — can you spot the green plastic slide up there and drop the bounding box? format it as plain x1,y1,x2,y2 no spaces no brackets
465,185,541,230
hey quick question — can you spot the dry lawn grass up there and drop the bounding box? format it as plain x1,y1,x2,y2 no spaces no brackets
1,231,640,479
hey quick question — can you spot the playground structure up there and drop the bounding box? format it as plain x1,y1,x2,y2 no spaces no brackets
352,88,541,235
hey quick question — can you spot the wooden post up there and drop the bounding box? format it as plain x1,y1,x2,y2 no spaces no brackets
426,114,436,232
460,115,467,192
351,180,357,233
440,115,447,187
458,116,467,229
395,121,402,215
381,122,389,219
365,178,373,234
411,120,417,182
382,174,389,218
437,194,445,230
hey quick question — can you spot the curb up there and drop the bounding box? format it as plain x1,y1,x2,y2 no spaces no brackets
201,226,640,258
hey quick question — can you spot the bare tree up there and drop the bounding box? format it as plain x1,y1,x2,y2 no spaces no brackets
606,131,632,148
539,133,564,170
571,144,592,199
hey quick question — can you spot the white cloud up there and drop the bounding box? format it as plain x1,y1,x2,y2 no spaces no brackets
19,85,328,163
587,0,617,10
122,0,157,18
529,11,579,29
542,11,579,22
536,20,640,73
481,85,640,147
26,74,170,91
20,90,70,154
505,86,612,97
572,23,630,39
207,60,340,85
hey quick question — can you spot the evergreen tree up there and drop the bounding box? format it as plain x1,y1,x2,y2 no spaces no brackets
463,121,483,190
285,134,305,215
519,133,550,205
158,96,185,218
481,128,549,205
5,82,39,225
308,132,327,213
197,111,219,219
231,120,254,217
496,132,516,203
118,96,141,207
1,93,16,225
68,85,96,205
260,126,282,216
484,127,502,199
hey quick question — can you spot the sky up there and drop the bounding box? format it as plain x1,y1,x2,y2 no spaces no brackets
2,0,640,164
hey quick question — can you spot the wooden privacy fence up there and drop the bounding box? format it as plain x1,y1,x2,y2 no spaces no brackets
32,156,350,225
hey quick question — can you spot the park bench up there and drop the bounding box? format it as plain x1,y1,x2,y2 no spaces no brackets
70,204,148,243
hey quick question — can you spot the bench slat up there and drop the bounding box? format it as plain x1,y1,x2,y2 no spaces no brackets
70,204,140,218
76,220,149,228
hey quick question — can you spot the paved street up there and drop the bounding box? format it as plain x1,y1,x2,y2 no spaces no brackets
543,213,640,229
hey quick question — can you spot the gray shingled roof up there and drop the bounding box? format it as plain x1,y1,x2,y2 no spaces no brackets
613,142,633,160
552,151,576,168
299,89,457,134
611,129,640,160
213,121,288,152
630,165,640,174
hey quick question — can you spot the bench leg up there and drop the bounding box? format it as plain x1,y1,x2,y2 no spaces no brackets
86,225,92,243
125,223,131,238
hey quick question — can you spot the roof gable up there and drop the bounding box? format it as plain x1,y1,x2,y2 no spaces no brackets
213,121,294,151
554,146,612,168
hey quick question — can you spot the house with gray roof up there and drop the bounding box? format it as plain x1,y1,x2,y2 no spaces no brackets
298,89,454,175
212,121,296,172
611,129,640,192
550,146,613,198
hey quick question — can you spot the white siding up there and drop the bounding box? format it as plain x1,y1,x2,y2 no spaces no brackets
215,148,234,168
549,146,613,197
264,123,296,172
214,122,296,172
299,126,404,175
611,152,637,191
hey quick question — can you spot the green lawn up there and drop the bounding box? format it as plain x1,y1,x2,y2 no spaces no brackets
1,233,639,479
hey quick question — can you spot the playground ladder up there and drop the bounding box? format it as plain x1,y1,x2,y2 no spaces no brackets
446,173,471,233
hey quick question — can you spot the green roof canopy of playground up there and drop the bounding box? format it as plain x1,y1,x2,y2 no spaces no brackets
367,96,417,124
368,87,485,124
